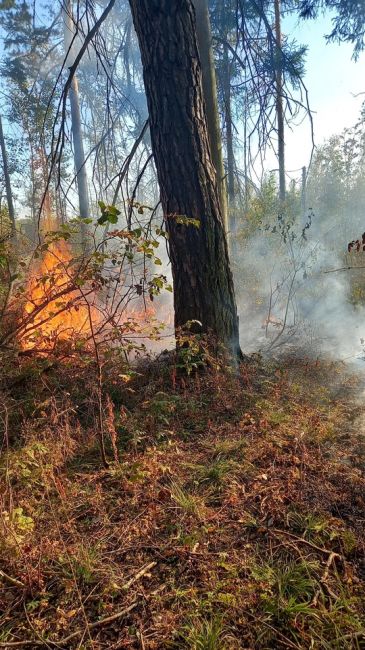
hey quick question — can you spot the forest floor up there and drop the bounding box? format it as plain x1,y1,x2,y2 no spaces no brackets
1,351,365,649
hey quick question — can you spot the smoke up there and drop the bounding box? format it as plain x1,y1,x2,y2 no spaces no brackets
123,156,365,367
234,211,365,367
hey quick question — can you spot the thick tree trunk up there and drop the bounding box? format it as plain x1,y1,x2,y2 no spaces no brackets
63,1,90,228
192,0,228,234
274,0,285,203
0,115,16,236
128,0,240,357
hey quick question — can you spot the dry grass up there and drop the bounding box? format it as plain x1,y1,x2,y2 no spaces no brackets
0,352,365,648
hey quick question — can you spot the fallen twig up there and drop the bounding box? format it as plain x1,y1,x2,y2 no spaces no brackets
312,551,339,606
0,601,138,647
270,529,342,559
321,551,338,583
0,568,25,589
121,561,157,591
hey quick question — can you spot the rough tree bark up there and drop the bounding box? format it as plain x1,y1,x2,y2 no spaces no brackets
192,0,228,234
63,0,90,227
128,0,240,357
274,0,286,202
0,115,16,236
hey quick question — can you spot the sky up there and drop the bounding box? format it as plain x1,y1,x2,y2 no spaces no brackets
280,11,365,176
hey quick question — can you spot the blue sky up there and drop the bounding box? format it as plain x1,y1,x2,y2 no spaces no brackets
281,11,365,174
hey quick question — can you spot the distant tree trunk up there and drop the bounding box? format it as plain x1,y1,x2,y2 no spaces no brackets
0,115,16,236
39,145,53,223
124,18,133,94
274,0,285,203
192,0,228,235
243,88,249,214
63,0,90,229
301,165,307,223
222,41,236,241
129,0,240,357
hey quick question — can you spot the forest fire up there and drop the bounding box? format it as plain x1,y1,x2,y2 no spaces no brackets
2,0,365,648
23,231,92,349
22,227,167,351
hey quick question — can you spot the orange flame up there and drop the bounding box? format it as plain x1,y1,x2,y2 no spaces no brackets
22,216,174,351
23,226,92,349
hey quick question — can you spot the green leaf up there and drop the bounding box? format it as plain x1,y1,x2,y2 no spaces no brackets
97,203,121,226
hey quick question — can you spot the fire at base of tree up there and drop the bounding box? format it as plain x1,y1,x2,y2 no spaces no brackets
1,0,365,647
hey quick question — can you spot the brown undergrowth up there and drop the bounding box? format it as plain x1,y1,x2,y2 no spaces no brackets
0,351,365,648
